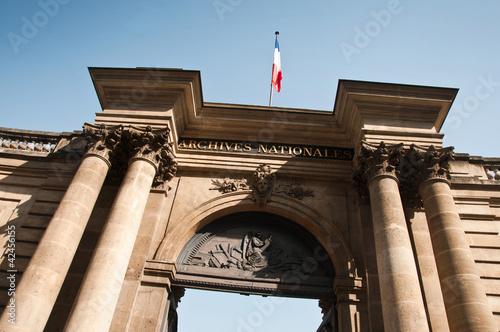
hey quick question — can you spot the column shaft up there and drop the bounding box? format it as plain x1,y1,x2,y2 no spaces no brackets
0,154,110,332
420,178,496,332
369,174,428,332
65,158,157,331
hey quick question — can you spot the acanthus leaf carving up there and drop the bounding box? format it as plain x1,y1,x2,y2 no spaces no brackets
352,142,455,208
83,124,177,188
83,123,123,161
397,144,454,209
353,141,404,204
153,143,178,190
127,125,169,165
405,144,454,183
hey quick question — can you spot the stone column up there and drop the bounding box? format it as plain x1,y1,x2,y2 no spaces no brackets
0,124,122,332
409,145,496,332
354,142,429,332
65,126,176,332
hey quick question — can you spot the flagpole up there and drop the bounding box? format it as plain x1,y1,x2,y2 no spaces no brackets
269,31,279,107
269,84,273,106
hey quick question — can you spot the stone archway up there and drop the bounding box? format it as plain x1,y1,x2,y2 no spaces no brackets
155,191,356,279
150,191,362,331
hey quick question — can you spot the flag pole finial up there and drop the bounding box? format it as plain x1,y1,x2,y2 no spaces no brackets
275,31,279,36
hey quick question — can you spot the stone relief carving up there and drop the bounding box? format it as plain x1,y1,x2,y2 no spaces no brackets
153,146,178,190
210,164,314,205
185,230,324,275
251,164,276,206
210,177,249,193
275,180,315,200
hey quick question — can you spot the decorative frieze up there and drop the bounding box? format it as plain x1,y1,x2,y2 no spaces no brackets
181,217,333,278
210,164,314,205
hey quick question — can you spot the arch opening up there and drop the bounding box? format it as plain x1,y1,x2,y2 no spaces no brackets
177,288,326,332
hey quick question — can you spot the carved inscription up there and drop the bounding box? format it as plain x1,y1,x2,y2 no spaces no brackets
178,138,353,160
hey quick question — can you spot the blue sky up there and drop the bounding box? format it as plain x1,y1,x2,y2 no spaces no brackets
1,0,499,330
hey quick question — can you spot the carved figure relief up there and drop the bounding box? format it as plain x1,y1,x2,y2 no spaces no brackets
182,222,331,278
210,164,314,205
251,164,276,206
176,212,335,300
210,177,249,193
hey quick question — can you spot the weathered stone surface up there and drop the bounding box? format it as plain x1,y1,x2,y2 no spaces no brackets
1,68,499,332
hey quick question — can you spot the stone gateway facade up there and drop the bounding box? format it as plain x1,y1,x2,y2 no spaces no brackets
0,67,499,331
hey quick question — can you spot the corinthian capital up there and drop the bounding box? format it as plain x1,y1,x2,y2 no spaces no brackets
353,141,404,204
124,125,177,189
393,144,454,209
83,123,123,161
404,144,454,184
127,126,169,166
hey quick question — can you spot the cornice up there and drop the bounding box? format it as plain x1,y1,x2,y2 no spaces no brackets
334,79,458,147
88,67,458,164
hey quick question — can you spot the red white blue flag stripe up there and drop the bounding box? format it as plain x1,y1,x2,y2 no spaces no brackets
271,37,282,93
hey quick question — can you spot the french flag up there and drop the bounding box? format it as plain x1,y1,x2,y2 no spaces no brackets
271,36,282,93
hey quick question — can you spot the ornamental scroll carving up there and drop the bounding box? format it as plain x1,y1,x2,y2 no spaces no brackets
210,164,314,205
